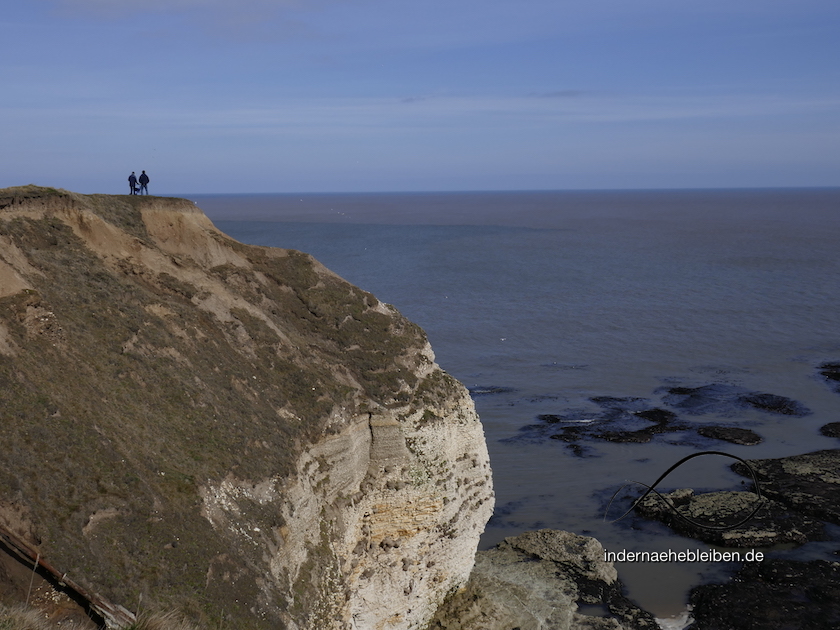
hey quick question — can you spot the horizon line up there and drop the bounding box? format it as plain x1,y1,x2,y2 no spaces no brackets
172,185,840,198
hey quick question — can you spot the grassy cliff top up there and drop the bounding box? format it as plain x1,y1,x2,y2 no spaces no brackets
0,186,441,625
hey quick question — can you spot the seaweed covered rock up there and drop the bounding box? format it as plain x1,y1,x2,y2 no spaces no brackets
819,422,840,438
689,558,840,630
635,489,824,547
818,362,840,394
696,425,763,445
732,449,840,525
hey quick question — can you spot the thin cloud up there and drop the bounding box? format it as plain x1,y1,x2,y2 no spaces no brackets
532,90,585,99
16,91,834,133
44,0,324,37
43,0,386,28
49,0,306,14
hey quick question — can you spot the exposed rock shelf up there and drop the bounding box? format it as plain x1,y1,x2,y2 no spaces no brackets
429,529,658,630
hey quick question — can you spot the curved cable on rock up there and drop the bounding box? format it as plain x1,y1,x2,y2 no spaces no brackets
604,450,766,531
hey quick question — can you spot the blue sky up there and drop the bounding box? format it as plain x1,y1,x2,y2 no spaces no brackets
2,0,839,194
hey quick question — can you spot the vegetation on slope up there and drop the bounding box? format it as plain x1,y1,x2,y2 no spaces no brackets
0,606,202,630
0,186,438,627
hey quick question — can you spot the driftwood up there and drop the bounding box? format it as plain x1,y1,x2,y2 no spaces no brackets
0,522,136,629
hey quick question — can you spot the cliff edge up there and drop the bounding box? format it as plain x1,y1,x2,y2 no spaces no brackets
0,186,494,629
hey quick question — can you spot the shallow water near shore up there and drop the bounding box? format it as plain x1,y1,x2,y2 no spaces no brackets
194,188,840,618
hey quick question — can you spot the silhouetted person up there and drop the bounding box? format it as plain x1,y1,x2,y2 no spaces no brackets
128,172,137,195
138,171,150,195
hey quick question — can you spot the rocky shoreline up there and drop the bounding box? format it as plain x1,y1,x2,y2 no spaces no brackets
474,361,840,629
439,446,840,630
631,448,840,629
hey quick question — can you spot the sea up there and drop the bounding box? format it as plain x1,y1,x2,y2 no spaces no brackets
187,189,840,626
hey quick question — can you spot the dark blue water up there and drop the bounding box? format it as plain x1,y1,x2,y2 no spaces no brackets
191,189,840,622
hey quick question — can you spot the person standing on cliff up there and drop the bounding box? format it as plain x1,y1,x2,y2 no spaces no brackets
128,172,137,195
138,170,150,195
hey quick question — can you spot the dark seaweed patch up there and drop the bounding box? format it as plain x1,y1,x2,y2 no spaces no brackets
740,392,811,416
521,394,565,403
819,362,840,394
505,379,809,454
468,385,517,396
635,408,678,423
697,425,763,445
690,559,840,630
820,423,840,438
590,396,651,412
505,396,687,452
660,383,811,417
660,383,746,415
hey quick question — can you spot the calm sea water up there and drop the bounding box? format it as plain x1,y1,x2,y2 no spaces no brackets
191,189,840,621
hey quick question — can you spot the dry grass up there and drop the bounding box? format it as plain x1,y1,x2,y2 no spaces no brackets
0,606,204,630
0,605,94,630
126,611,204,630
0,606,57,630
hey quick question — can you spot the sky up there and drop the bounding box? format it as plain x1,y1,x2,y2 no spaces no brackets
2,0,839,194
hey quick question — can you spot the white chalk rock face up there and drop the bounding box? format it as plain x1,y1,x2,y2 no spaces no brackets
201,350,494,630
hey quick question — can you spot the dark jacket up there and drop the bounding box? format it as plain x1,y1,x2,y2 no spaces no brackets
139,173,149,185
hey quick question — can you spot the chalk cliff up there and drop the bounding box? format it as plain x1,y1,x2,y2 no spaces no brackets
0,186,493,629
